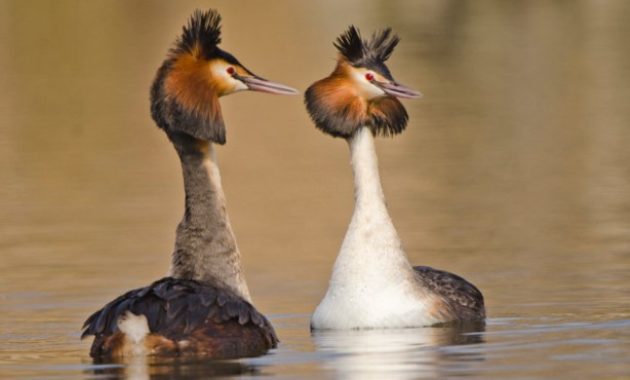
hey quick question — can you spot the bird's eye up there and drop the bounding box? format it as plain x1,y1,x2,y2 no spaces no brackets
226,67,236,75
365,72,375,81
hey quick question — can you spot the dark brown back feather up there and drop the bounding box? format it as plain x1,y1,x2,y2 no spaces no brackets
82,277,277,358
413,266,486,322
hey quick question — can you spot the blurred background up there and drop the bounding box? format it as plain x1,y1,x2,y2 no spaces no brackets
1,0,629,378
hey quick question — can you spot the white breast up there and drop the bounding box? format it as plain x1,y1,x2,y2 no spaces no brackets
311,128,442,330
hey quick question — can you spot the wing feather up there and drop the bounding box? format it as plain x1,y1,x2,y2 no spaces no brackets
413,266,486,321
82,277,277,349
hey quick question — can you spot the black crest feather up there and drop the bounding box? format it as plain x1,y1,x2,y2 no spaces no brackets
334,26,400,70
173,9,222,58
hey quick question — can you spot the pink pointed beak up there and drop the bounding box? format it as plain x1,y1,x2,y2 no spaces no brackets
238,75,299,95
375,80,422,99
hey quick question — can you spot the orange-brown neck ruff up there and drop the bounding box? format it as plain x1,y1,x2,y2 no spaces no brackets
305,61,408,139
163,52,225,140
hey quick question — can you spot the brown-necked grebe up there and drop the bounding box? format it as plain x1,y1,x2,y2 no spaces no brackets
82,9,297,358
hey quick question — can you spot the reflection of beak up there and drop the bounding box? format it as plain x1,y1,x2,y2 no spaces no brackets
236,74,299,95
374,80,422,99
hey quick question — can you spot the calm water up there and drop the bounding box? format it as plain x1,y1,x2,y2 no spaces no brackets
1,1,630,378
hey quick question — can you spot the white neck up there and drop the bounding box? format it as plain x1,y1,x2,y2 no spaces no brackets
312,128,448,329
350,127,388,216
331,127,413,288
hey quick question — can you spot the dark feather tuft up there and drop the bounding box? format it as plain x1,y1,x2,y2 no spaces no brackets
334,26,364,64
173,9,222,59
368,97,408,137
334,25,400,70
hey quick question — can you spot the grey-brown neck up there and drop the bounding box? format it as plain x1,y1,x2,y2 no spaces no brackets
167,132,251,301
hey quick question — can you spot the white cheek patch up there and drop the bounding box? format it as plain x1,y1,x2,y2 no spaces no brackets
232,80,248,92
350,70,386,100
209,61,230,81
209,62,246,94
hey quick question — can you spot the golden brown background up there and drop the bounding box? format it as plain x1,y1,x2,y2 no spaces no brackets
1,1,629,378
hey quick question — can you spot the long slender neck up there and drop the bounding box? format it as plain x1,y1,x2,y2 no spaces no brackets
168,133,251,301
331,127,412,282
350,127,388,213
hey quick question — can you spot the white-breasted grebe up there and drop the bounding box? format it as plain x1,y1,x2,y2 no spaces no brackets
82,9,297,358
305,26,485,330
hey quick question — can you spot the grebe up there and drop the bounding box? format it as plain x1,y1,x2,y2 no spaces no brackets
305,26,485,330
82,9,297,358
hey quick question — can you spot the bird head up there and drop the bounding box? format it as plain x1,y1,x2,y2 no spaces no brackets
151,9,297,145
304,26,421,139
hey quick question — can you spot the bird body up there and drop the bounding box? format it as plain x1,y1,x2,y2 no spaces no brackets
82,9,296,358
83,278,276,358
311,128,455,329
306,27,484,330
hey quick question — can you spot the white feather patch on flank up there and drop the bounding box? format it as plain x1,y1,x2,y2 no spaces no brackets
118,311,150,355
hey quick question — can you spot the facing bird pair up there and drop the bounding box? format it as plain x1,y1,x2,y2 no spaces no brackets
82,8,484,360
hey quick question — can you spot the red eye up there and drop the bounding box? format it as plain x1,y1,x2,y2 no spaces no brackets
365,72,375,81
226,67,236,75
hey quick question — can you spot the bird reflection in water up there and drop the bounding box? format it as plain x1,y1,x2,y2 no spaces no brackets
87,355,262,380
312,323,485,380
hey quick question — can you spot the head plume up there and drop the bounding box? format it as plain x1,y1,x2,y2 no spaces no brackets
172,9,222,59
334,26,399,76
